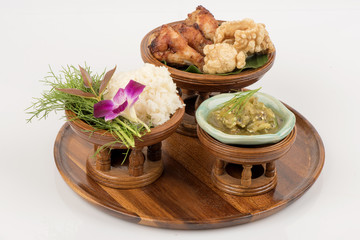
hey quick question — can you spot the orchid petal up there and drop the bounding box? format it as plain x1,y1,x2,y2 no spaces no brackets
124,80,145,102
127,106,139,121
93,100,114,118
129,96,139,107
104,112,119,121
120,105,139,123
113,88,127,105
113,100,128,114
93,79,145,123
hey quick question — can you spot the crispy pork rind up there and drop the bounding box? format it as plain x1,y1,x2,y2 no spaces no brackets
214,19,275,55
236,51,246,69
203,43,237,74
214,19,254,43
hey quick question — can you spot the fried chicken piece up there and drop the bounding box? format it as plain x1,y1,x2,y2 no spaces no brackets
172,23,212,55
149,24,204,70
185,5,218,41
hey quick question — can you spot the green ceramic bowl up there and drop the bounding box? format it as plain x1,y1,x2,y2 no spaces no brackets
196,92,296,145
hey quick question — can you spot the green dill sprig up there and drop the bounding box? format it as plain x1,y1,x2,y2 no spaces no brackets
221,88,261,117
26,65,147,149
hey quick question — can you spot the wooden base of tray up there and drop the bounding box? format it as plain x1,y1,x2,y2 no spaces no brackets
54,106,324,230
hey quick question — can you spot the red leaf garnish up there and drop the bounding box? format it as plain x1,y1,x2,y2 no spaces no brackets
99,66,117,96
56,88,97,99
79,66,93,89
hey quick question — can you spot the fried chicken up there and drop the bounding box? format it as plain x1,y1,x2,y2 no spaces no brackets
172,23,212,55
149,24,204,70
185,5,218,41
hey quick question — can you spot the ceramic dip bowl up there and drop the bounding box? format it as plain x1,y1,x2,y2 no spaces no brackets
196,92,296,145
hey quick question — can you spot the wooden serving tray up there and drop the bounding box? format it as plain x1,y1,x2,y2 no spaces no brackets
54,105,324,229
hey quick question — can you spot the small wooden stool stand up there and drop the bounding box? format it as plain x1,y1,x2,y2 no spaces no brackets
65,102,185,190
86,142,163,189
198,126,297,196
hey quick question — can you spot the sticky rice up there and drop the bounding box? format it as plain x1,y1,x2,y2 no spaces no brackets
104,63,184,127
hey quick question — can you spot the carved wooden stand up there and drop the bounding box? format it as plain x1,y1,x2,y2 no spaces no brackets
86,143,163,189
197,126,297,196
176,89,209,137
65,98,185,189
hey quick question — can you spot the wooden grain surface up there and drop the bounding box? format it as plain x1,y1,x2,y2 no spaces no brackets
54,106,324,229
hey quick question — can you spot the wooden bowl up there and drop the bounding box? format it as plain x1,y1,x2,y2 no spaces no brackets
65,101,185,189
65,104,185,148
140,20,276,92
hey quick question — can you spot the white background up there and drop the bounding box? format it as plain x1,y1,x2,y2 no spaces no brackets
1,0,359,239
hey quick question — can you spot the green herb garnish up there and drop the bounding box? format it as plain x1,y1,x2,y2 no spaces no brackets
221,88,261,117
26,65,147,149
184,64,203,74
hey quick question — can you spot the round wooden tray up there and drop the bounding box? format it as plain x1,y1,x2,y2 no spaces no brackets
54,105,324,229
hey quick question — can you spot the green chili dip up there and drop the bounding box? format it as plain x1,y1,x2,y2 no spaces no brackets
207,97,283,135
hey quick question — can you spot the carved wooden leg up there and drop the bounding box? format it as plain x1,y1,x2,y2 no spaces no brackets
129,147,145,177
214,159,225,175
241,164,252,187
265,161,276,177
147,142,162,162
181,89,195,99
195,92,210,110
182,89,197,117
194,92,210,125
94,145,111,171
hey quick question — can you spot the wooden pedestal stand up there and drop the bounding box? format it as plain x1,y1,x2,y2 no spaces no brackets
85,143,164,189
65,101,184,189
140,20,276,137
198,126,297,196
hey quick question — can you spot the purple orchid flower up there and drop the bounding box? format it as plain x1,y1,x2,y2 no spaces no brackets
93,80,145,122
